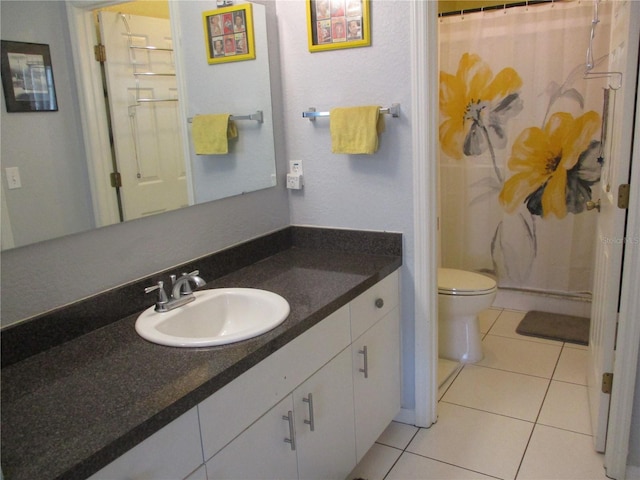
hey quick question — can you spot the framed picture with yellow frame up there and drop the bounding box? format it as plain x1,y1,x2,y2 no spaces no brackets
307,0,371,52
202,3,256,64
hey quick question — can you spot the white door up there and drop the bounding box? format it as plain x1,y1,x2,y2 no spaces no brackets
98,11,188,221
587,1,639,453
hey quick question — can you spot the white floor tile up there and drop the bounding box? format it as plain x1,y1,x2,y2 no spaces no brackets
355,307,601,480
554,347,588,385
438,359,463,400
479,308,501,334
487,310,564,346
538,381,592,435
517,424,606,479
376,421,419,450
438,358,461,387
408,403,533,480
478,335,562,378
441,365,549,422
386,452,495,479
346,443,401,480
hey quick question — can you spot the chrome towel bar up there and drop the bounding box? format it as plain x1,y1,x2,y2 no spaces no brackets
302,103,400,121
188,111,264,124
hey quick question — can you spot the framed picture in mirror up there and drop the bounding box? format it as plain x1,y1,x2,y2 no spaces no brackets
203,3,256,65
1,40,58,112
307,0,371,52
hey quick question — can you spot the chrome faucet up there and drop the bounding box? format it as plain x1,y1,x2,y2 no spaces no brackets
171,271,206,299
145,270,206,312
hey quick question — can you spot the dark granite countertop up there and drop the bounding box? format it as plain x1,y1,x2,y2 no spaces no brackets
1,228,402,480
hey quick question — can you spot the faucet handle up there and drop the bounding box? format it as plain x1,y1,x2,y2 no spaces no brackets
145,281,169,308
177,270,201,296
170,270,199,285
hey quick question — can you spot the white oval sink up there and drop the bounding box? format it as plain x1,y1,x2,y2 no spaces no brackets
135,288,290,348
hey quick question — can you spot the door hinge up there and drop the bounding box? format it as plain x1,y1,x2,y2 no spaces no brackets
602,372,613,394
618,184,630,209
94,44,106,63
110,172,122,188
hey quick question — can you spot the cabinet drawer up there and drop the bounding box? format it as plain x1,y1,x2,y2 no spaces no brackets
350,270,399,341
199,304,351,461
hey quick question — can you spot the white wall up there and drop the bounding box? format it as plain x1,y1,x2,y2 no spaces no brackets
276,0,416,410
0,1,95,248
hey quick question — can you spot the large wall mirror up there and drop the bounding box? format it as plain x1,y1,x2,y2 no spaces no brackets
0,0,276,251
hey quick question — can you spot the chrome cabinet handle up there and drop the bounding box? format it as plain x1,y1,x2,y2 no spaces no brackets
303,393,315,431
359,345,369,379
283,410,296,451
375,298,384,308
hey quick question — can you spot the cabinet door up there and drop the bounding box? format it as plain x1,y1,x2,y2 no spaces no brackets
199,305,351,461
205,395,298,480
352,307,401,462
293,348,356,480
87,408,203,480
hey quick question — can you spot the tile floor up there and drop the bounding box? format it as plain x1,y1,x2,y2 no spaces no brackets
349,308,608,480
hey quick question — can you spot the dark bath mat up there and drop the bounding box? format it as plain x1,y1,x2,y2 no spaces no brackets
516,310,590,345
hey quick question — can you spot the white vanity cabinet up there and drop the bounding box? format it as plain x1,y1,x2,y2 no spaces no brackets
204,270,400,479
206,347,356,480
350,271,401,462
87,270,400,480
197,305,353,463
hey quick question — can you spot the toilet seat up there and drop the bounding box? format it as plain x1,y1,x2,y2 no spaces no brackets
438,268,497,296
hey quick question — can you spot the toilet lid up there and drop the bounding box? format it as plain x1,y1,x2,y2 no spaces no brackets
438,268,496,295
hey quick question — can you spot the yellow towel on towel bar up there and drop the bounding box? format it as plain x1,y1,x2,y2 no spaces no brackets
329,106,385,154
192,114,238,155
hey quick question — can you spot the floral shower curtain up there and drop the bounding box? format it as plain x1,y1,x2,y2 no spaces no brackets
438,1,611,295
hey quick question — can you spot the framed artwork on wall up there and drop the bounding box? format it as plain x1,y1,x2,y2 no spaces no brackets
202,3,256,65
1,40,58,112
307,0,371,52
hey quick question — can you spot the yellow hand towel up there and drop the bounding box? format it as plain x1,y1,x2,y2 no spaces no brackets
329,106,385,154
192,114,238,155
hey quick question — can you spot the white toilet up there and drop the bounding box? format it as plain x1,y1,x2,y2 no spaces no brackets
438,268,497,363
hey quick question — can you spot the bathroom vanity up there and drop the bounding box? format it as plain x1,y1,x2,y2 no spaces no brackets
0,227,402,480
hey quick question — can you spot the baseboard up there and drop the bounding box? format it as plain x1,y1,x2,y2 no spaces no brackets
494,288,591,317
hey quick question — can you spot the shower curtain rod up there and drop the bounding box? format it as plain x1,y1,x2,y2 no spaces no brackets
439,0,553,18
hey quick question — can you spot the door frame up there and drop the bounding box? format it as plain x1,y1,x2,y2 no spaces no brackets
411,2,640,476
411,0,439,428
605,75,640,479
67,1,122,228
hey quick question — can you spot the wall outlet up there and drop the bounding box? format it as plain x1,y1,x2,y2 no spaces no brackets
286,173,303,190
5,167,22,189
289,160,303,175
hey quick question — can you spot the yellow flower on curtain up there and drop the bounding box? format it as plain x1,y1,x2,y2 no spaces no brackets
439,53,523,166
499,111,602,219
